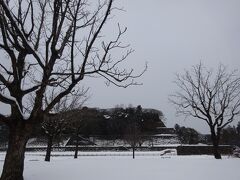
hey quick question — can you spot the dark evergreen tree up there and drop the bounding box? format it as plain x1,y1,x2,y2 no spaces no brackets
175,124,200,144
220,125,240,146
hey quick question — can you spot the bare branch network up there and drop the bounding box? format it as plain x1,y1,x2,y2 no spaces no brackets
0,0,146,123
170,63,240,131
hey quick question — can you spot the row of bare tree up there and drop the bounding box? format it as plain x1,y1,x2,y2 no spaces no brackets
39,104,164,161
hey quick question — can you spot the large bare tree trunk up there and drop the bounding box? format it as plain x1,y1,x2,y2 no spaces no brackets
212,141,221,159
45,135,53,162
211,130,222,159
0,124,32,180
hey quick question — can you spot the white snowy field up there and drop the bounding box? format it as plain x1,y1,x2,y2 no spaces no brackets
0,152,240,180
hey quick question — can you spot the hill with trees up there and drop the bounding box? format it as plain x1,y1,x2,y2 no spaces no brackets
0,106,166,144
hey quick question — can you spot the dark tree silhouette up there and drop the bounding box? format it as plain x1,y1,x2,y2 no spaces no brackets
237,121,240,135
123,105,143,159
0,0,146,179
220,125,240,146
174,124,200,144
42,113,65,162
68,107,100,159
170,63,240,159
41,88,88,162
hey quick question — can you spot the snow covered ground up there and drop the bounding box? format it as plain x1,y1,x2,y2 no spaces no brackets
0,152,239,180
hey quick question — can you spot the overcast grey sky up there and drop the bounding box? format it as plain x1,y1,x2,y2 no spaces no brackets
0,0,240,133
83,0,240,133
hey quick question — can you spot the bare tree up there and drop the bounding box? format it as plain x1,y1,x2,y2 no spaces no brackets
41,113,65,161
123,105,143,159
0,0,146,179
124,124,142,159
170,63,240,159
42,88,88,162
69,107,99,159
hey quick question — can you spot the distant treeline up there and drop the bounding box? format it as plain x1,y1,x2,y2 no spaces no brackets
0,106,166,143
175,122,240,146
64,106,165,137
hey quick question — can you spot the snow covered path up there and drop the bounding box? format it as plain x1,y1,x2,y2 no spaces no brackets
0,153,240,180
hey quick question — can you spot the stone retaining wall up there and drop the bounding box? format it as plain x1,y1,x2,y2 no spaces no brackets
176,145,233,155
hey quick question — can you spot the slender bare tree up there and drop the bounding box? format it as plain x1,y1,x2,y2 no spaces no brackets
170,63,240,159
42,88,89,162
0,0,146,179
123,105,143,159
69,107,99,159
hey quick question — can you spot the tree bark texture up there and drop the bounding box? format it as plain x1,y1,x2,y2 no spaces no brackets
211,130,222,159
0,123,32,180
45,136,53,162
